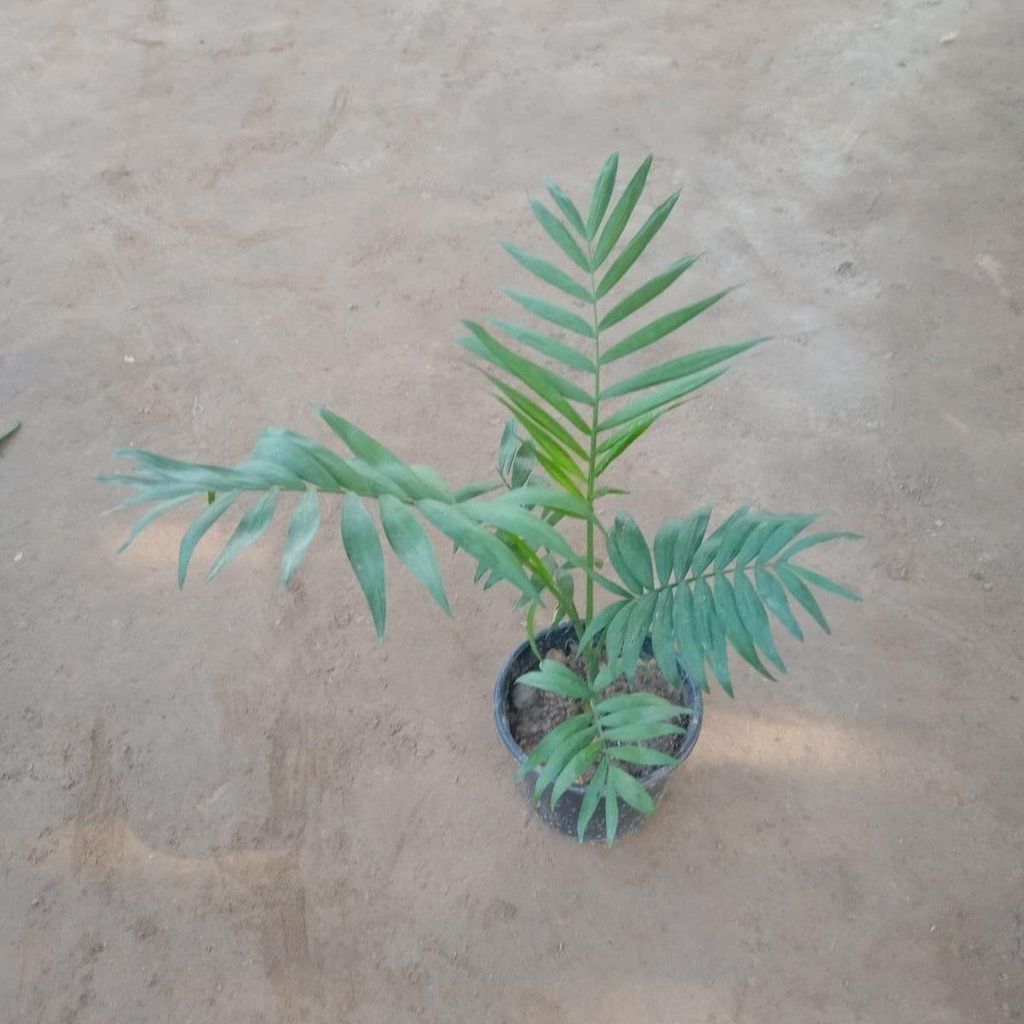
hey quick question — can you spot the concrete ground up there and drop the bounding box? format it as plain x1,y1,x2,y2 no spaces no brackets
2,0,1022,1021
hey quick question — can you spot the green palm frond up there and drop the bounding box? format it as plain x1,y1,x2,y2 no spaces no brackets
594,507,862,698
102,408,586,633
516,657,689,843
474,153,769,493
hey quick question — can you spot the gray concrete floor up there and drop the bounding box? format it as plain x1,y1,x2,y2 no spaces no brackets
2,1,1022,1021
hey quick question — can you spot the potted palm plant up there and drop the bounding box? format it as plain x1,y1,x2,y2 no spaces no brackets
103,154,860,843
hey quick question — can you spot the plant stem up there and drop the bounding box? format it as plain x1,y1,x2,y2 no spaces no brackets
584,250,602,683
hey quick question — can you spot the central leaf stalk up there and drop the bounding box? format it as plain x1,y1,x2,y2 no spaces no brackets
584,250,602,684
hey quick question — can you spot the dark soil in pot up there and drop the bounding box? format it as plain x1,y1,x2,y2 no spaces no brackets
494,623,704,843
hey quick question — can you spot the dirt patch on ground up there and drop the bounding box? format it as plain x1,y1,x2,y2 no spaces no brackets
2,1,1023,1022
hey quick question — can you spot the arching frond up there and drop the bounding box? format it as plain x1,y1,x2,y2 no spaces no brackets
591,507,861,698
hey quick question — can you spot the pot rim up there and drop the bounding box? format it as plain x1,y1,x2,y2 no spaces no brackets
493,622,704,796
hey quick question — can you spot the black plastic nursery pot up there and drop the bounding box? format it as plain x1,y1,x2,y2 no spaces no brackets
494,623,704,843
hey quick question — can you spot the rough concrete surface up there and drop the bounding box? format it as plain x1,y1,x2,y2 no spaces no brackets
2,0,1022,1021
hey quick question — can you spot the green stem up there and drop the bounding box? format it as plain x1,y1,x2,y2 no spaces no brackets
583,250,603,683
594,559,792,603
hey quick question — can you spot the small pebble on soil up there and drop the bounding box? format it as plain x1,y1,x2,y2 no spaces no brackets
510,683,536,710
